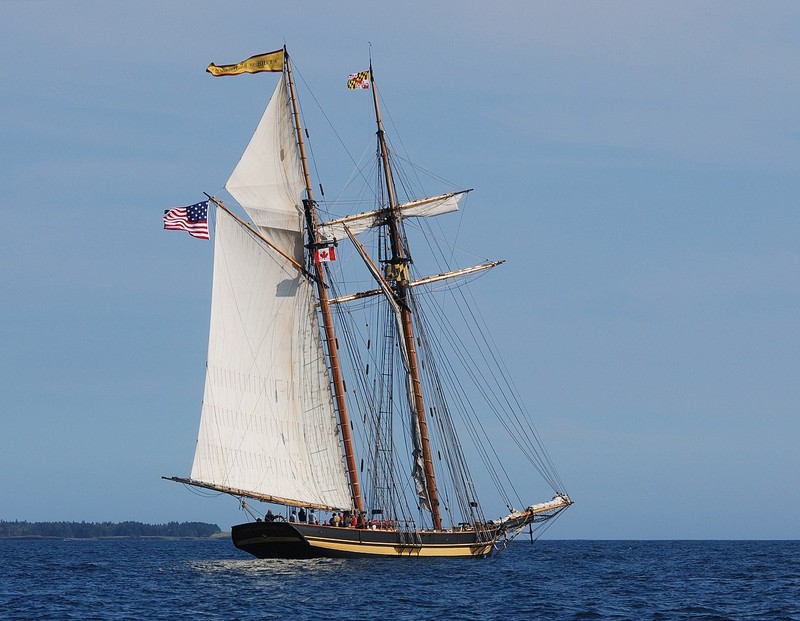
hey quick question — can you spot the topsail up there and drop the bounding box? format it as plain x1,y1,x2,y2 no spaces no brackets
226,76,305,259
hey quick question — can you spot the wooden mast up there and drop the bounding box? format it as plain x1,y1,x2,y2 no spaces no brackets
284,49,364,516
368,63,443,530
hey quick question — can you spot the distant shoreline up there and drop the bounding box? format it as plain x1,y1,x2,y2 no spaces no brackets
0,521,224,539
1,534,230,541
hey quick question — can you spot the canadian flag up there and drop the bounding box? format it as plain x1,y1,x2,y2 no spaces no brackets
314,246,336,262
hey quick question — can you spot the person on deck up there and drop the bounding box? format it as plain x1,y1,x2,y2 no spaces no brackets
265,509,275,522
298,508,307,523
289,511,297,523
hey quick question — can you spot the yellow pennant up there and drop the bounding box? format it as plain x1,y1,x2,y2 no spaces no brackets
206,49,284,77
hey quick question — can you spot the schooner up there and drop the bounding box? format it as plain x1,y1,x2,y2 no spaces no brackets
165,48,571,558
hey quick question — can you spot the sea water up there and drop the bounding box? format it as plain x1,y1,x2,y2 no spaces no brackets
1,539,797,620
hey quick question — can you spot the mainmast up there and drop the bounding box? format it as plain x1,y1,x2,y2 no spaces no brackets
368,64,443,530
284,50,364,516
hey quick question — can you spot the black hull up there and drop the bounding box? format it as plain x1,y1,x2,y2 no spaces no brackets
231,521,496,559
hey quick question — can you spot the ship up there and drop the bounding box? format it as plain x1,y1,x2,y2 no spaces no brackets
165,47,571,558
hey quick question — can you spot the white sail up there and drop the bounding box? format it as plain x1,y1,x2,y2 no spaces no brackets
190,208,352,509
318,191,466,242
225,75,305,259
193,71,351,510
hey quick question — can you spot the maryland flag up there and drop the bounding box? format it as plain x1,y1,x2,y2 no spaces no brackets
347,71,370,89
206,49,284,76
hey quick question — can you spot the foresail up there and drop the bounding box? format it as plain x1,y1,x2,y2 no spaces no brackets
190,209,352,510
225,74,305,259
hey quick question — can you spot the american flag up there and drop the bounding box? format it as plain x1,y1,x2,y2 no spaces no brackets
163,201,210,240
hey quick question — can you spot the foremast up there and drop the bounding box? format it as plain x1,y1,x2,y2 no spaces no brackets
368,64,443,531
284,50,364,517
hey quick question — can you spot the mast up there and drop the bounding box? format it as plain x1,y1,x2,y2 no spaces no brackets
369,64,443,530
284,50,363,516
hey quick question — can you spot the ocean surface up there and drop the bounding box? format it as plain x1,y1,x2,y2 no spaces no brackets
1,539,797,620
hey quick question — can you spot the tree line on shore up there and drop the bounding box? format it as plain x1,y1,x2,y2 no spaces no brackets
0,520,222,538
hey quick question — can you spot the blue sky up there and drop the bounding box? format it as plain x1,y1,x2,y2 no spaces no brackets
1,1,798,539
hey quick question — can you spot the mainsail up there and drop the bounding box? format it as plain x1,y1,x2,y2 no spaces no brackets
188,72,352,511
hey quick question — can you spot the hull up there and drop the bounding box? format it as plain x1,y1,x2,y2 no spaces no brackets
231,521,496,559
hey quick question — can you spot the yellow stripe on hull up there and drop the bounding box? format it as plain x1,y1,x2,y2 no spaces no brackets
303,534,493,558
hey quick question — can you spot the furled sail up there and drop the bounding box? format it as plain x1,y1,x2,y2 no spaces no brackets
190,208,352,510
225,75,305,260
318,191,468,242
341,226,431,513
